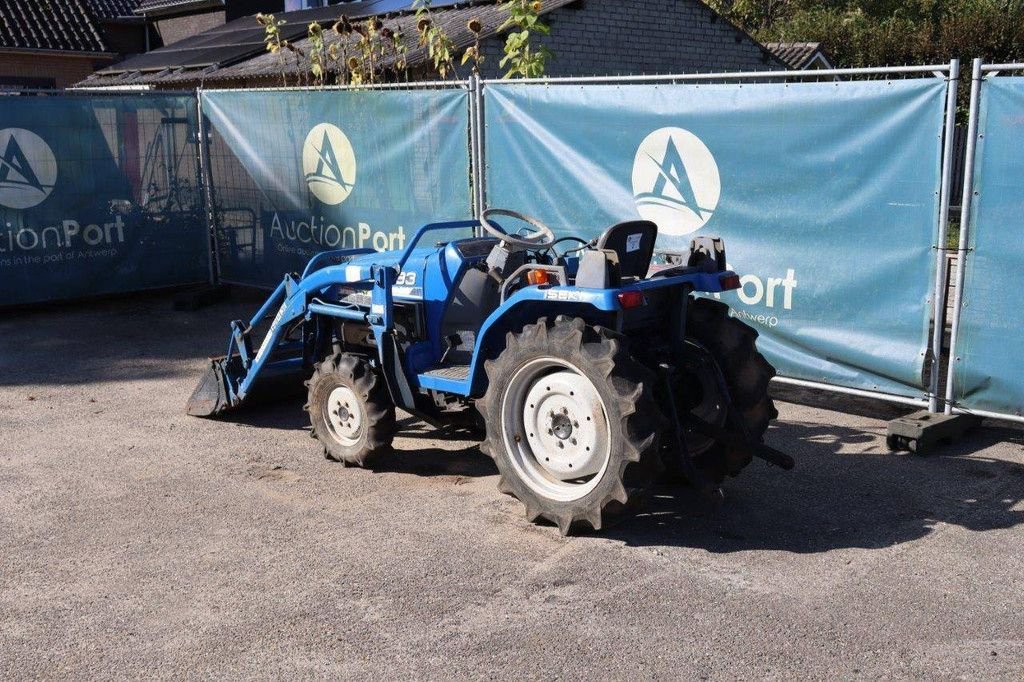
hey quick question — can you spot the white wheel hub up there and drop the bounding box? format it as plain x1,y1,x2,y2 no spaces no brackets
327,385,362,445
501,359,612,502
522,371,606,479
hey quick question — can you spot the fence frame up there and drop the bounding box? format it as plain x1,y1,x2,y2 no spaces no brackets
944,60,1024,424
0,87,211,303
479,62,960,411
196,80,474,289
196,94,218,286
41,63,1024,420
83,68,962,412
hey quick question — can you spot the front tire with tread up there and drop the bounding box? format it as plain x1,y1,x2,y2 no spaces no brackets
308,353,396,467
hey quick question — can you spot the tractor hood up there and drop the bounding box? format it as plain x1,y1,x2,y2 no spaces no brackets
335,246,439,283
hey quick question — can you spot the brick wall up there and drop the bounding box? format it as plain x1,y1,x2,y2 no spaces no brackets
477,0,780,79
0,52,114,90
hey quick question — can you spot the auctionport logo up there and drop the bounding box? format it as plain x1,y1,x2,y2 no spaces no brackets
303,123,356,205
0,129,57,210
632,127,720,236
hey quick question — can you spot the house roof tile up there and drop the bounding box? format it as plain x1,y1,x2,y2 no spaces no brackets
765,42,832,70
81,0,574,86
135,0,224,17
0,0,111,53
88,0,144,20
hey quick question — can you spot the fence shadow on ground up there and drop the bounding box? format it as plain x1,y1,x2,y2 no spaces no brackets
0,288,270,388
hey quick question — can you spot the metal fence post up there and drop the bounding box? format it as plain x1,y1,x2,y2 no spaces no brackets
927,58,960,412
195,90,220,286
943,58,984,414
468,74,481,220
473,73,486,217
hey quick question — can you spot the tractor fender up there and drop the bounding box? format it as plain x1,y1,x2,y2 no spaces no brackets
467,290,619,397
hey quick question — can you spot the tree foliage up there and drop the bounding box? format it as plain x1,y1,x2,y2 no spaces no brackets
707,0,1024,67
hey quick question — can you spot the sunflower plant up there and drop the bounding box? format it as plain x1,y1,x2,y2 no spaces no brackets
498,0,553,79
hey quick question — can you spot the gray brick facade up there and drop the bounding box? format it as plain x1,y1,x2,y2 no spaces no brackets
477,0,781,79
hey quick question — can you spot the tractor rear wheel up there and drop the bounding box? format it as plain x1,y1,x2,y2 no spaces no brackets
307,353,396,467
480,316,662,535
674,298,778,483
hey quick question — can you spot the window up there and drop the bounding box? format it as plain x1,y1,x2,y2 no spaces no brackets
284,0,328,9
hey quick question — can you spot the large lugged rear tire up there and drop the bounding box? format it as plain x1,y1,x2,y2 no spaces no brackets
307,353,396,467
684,298,778,482
479,316,662,535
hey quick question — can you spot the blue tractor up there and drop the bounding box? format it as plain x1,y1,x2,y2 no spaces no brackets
188,209,788,534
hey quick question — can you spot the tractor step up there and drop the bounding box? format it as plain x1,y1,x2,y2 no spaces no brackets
421,364,471,380
886,409,982,455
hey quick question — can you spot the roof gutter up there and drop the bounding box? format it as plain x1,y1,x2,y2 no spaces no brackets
134,0,225,19
0,47,119,59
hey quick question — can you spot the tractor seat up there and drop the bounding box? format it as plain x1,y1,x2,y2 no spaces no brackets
595,220,658,280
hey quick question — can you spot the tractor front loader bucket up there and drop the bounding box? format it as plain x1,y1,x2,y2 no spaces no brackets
186,277,309,418
186,356,241,417
186,352,307,417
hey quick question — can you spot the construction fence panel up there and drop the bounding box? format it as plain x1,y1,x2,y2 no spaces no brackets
950,75,1024,419
0,92,208,306
483,78,949,400
200,87,472,288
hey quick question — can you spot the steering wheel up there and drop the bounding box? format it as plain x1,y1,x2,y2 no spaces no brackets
480,208,556,250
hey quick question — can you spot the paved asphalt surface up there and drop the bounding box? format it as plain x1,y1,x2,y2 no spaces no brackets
1,289,1023,679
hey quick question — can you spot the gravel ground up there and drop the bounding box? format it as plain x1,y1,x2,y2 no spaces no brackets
1,289,1023,679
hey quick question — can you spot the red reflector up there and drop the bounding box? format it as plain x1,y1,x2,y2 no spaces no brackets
617,291,646,309
719,274,741,291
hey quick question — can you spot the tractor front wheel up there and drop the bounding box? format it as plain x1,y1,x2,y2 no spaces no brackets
480,316,662,535
307,353,396,467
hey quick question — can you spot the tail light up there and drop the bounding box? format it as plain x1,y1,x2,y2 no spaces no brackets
617,291,646,309
719,274,741,291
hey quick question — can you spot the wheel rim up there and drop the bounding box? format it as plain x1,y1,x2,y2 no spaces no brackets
326,385,362,446
500,358,612,502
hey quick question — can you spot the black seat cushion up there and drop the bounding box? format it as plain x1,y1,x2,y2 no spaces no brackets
595,220,658,279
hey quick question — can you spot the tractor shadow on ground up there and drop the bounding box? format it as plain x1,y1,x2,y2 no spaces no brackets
603,419,1024,554
373,417,498,478
214,396,311,430
374,445,497,478
205,391,1024,555
223,410,498,478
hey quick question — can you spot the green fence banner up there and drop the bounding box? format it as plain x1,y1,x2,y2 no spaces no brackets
0,94,208,306
484,79,948,398
952,77,1024,418
201,88,472,286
